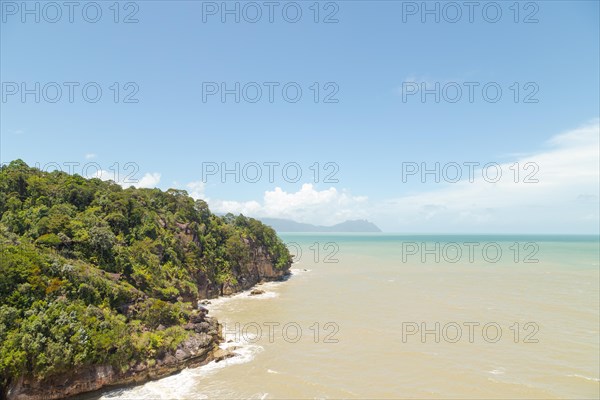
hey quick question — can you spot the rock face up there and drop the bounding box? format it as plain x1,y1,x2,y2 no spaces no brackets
6,317,221,400
5,242,291,400
7,314,223,400
198,239,291,298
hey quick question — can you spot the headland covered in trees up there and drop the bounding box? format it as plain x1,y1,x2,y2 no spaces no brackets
0,160,292,399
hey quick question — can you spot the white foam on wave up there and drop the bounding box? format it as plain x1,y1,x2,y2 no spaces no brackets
100,274,296,399
199,332,264,375
100,332,264,399
99,367,209,399
252,290,279,300
488,367,506,375
290,268,311,275
567,374,600,382
204,279,288,313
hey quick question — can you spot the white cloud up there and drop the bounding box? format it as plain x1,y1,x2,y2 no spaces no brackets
186,181,206,200
197,120,599,233
85,169,113,181
134,173,161,189
85,153,97,160
210,183,369,226
380,120,600,232
83,168,161,189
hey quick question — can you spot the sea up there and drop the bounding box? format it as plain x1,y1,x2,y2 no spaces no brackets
97,234,600,399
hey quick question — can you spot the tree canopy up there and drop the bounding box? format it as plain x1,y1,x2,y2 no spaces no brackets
0,160,291,390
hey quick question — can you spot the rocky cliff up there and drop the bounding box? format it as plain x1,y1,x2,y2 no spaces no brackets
0,162,293,400
5,250,291,400
198,238,292,298
6,311,221,400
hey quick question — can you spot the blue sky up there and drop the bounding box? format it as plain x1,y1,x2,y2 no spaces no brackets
1,0,599,233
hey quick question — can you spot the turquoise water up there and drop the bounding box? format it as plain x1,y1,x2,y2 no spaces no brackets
281,233,600,270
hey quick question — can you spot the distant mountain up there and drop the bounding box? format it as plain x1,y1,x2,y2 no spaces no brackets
260,218,382,233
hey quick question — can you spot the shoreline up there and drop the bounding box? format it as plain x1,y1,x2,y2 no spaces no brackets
8,272,293,400
91,273,293,400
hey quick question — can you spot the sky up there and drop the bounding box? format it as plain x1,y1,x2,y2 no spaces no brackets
1,0,599,233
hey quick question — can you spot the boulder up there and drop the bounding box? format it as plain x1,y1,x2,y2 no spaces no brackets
190,310,206,324
194,321,211,333
213,348,235,362
183,323,196,331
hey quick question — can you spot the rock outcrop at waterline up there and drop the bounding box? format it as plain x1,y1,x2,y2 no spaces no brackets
7,314,221,400
4,252,291,400
213,239,290,297
0,253,291,400
6,260,290,400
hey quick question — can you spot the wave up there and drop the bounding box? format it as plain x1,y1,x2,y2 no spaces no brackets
488,367,506,375
567,374,600,382
290,267,311,275
99,328,264,399
100,272,299,399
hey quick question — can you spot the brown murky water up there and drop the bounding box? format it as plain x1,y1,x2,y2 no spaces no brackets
100,235,600,399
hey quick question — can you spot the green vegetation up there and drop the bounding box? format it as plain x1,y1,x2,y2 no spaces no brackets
0,160,291,390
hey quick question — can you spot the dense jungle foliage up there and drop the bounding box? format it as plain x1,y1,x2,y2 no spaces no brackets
0,160,291,389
